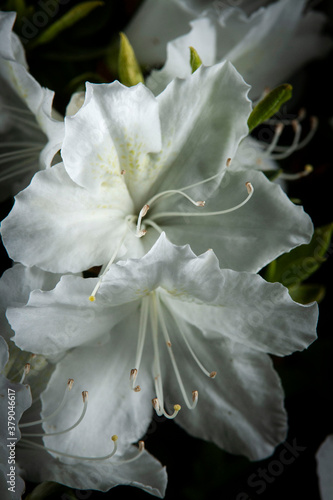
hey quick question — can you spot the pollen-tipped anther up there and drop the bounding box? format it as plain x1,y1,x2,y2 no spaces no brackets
226,157,232,167
210,371,217,379
245,182,253,194
82,390,88,402
68,378,74,390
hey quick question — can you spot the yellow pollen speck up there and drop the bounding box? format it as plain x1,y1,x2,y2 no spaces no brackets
174,404,181,412
112,435,118,442
89,296,96,302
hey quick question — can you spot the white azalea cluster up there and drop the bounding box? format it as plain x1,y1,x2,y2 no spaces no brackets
0,0,328,498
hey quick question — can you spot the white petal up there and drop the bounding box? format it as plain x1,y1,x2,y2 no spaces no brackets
7,274,137,356
0,162,139,273
150,62,251,200
62,81,162,204
161,266,318,357
161,324,287,460
154,169,314,272
125,0,195,66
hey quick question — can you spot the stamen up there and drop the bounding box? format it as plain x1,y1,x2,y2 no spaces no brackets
167,307,217,379
136,204,150,237
152,398,181,419
20,378,74,428
150,295,181,418
129,297,149,391
89,226,129,301
19,363,31,384
150,182,254,221
21,390,88,437
156,294,198,410
112,440,145,465
262,123,284,157
280,164,313,181
267,120,302,160
20,434,118,461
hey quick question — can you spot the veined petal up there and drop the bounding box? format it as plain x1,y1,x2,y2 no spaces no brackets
149,61,251,201
7,274,137,356
161,325,287,460
17,447,167,497
62,81,162,203
161,266,318,357
152,169,313,273
0,162,138,273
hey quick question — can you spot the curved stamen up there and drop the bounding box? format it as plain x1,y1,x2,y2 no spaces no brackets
267,120,302,160
20,434,118,461
150,294,181,418
167,305,217,379
20,379,74,428
136,204,150,237
280,164,313,181
156,295,198,410
129,296,149,392
112,441,145,465
22,391,88,437
152,398,181,420
261,123,284,157
149,182,253,221
144,219,164,235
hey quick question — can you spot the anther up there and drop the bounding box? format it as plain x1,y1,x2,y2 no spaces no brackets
209,371,217,379
121,170,126,175
166,341,172,347
112,435,118,442
226,157,232,167
68,378,74,390
245,182,253,194
192,390,199,405
82,390,88,402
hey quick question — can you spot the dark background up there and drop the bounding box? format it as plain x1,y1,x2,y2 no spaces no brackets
0,1,332,499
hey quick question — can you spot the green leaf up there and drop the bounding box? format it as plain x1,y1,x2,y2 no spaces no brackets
289,283,326,304
28,1,104,49
25,481,76,500
118,32,144,87
248,83,293,132
189,46,202,73
265,223,333,287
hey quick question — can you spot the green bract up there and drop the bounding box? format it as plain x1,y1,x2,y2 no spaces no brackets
247,84,293,132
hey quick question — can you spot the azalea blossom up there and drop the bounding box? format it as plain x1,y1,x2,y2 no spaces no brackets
316,435,333,500
0,266,167,497
1,62,313,275
0,11,64,199
6,234,318,460
127,0,330,97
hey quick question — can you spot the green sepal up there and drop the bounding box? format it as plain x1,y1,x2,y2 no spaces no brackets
289,283,326,305
189,46,202,73
28,1,104,49
263,168,283,181
118,32,144,87
265,223,333,287
25,481,76,500
248,84,293,132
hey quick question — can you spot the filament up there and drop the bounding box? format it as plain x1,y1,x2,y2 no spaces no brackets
149,182,253,221
130,296,149,392
21,391,88,437
155,295,198,410
20,379,74,428
20,434,118,461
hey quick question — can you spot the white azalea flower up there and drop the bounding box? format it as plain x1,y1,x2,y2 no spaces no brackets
0,267,167,498
0,11,64,199
1,62,313,274
316,435,333,500
6,234,318,461
127,0,330,97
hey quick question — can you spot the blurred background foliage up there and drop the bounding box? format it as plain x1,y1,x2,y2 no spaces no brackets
0,0,333,499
